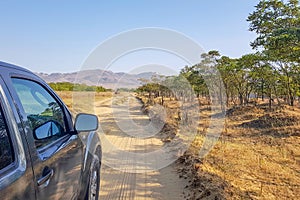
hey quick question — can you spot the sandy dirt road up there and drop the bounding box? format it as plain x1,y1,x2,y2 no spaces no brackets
94,93,188,200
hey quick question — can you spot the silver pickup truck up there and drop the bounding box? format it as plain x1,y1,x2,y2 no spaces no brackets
0,61,101,200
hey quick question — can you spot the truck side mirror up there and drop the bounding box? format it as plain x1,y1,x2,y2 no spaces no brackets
75,114,98,132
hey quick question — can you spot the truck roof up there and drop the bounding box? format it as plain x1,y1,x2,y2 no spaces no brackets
0,61,33,74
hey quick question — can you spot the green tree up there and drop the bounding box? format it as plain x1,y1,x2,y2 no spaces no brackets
248,0,300,106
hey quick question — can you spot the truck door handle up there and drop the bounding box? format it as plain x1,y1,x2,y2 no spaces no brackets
37,167,54,187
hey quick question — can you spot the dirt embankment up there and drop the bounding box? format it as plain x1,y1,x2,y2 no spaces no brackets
136,95,180,142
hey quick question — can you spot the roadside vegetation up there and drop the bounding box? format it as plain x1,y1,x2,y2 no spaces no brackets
137,0,300,199
137,94,300,199
49,82,111,92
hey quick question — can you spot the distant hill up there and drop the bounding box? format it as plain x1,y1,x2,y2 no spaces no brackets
36,70,156,89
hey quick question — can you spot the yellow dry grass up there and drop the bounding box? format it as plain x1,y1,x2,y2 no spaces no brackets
55,91,113,114
142,96,300,199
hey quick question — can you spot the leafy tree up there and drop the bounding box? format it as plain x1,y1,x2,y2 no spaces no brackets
248,0,300,106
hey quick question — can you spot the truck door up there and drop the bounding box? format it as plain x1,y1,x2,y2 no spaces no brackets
10,78,83,200
0,77,35,200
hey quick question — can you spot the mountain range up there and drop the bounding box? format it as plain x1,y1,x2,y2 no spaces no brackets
36,69,156,89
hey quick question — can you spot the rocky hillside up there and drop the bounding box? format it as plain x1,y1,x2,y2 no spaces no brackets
36,70,156,89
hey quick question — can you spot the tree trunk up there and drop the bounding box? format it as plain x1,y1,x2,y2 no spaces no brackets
239,93,243,106
261,79,264,101
273,85,281,106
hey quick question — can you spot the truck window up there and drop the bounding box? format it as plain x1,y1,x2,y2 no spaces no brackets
12,78,67,148
0,104,15,170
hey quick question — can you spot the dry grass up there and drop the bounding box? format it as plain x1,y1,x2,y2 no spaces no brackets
140,96,300,199
55,91,113,114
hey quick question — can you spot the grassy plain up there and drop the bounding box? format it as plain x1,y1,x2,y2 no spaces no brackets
55,91,113,114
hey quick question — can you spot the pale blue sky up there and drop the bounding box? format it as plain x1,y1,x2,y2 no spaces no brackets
0,0,258,73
